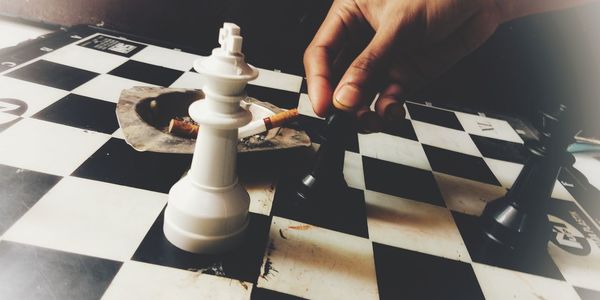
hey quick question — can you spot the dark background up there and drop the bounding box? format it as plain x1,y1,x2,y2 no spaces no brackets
1,0,599,133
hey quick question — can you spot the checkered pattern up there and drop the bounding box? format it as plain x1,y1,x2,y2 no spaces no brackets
0,28,598,300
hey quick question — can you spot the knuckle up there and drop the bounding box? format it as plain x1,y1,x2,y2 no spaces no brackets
303,50,312,65
351,52,380,74
303,46,316,62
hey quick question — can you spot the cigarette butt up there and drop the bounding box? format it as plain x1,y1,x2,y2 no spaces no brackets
168,108,300,139
267,108,298,129
169,119,199,138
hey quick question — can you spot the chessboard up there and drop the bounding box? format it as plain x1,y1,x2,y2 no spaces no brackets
0,25,599,300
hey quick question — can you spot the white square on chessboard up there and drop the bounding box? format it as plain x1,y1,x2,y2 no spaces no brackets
73,74,157,103
412,120,482,157
111,127,126,139
3,176,167,261
365,190,471,262
102,261,251,299
297,93,323,119
344,151,366,190
130,45,202,71
169,71,204,90
250,68,303,93
472,263,580,300
484,158,576,202
243,178,276,216
434,172,507,217
403,102,411,119
256,216,379,300
455,111,524,144
358,132,431,171
547,215,600,291
0,76,69,117
0,118,110,176
0,111,19,125
41,45,129,74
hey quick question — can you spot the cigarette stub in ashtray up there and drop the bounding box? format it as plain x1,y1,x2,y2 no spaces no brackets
169,108,299,139
116,86,310,154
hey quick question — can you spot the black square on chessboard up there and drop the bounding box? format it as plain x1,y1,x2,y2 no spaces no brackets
406,102,464,131
346,132,359,153
0,241,121,300
0,164,61,235
452,211,564,280
251,287,307,300
381,118,418,141
132,209,271,284
271,175,369,238
71,138,191,193
423,144,501,186
373,242,485,300
299,78,308,94
246,84,300,110
5,60,99,91
470,134,528,164
32,94,119,134
108,60,184,87
363,156,445,207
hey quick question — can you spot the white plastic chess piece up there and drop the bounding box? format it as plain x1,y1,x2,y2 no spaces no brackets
163,23,258,253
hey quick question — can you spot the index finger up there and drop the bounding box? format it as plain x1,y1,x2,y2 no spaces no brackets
304,5,348,117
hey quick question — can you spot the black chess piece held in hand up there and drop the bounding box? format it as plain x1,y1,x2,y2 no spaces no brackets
296,110,356,200
481,104,578,250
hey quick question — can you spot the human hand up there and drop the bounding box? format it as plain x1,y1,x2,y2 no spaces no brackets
304,0,509,131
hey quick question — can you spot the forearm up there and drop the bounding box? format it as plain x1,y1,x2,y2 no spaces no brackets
499,0,599,21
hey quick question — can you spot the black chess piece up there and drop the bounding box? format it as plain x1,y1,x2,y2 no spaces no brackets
481,104,578,250
296,110,355,200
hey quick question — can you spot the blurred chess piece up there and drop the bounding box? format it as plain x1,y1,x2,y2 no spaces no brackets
481,104,578,250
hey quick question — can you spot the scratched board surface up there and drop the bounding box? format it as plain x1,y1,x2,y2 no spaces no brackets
0,26,599,300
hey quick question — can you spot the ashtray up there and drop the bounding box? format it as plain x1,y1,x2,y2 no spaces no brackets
116,86,311,154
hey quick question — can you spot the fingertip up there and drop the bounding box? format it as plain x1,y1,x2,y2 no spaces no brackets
333,82,363,112
356,108,384,133
313,101,330,118
376,97,405,122
375,83,405,122
307,79,333,118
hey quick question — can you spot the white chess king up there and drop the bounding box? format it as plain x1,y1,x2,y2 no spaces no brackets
163,23,258,253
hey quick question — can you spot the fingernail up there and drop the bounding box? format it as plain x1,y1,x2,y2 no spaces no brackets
384,103,406,122
334,84,360,111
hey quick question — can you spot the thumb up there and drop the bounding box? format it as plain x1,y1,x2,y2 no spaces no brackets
333,28,396,111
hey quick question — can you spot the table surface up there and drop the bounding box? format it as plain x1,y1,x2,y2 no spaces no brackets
0,24,598,300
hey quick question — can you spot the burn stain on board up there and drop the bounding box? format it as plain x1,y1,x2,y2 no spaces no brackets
261,257,279,280
237,280,249,290
189,262,226,277
261,242,279,280
279,229,288,239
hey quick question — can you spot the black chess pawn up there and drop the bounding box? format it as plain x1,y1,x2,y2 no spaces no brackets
296,110,355,200
481,105,578,250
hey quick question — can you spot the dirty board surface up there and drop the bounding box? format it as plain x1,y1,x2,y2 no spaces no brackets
0,26,599,300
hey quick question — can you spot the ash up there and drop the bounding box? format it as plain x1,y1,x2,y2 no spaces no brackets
240,133,275,149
